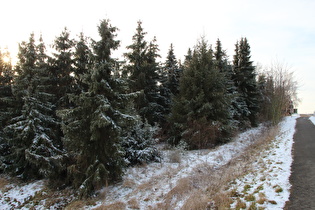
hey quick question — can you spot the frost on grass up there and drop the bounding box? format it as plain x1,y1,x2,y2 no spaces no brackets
0,116,298,209
0,178,45,209
87,124,266,209
229,115,298,209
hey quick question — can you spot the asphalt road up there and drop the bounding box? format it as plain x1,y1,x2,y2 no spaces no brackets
285,117,315,209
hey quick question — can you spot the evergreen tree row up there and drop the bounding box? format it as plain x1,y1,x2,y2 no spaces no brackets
0,19,293,196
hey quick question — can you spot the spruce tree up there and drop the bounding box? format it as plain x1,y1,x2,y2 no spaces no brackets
214,39,247,129
0,50,15,130
3,34,64,179
170,38,232,149
124,21,163,125
232,38,260,127
50,28,75,109
0,49,15,172
73,32,92,93
164,44,181,96
158,44,182,131
58,20,131,197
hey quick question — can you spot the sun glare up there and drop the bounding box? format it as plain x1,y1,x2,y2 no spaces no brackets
3,56,10,63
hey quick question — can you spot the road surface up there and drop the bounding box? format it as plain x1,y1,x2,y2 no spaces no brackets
285,117,315,209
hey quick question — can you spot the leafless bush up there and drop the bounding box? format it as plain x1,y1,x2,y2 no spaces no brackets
258,60,299,124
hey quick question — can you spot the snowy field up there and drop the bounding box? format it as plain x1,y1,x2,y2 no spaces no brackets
0,115,299,209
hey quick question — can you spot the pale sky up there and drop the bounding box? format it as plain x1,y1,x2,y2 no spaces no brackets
1,0,315,113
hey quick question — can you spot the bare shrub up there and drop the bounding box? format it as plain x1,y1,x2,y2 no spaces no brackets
258,61,299,124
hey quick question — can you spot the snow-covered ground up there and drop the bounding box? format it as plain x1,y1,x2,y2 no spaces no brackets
0,115,299,209
90,115,299,209
0,179,45,209
309,115,315,125
229,115,298,209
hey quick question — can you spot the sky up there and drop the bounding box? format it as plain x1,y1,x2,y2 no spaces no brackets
1,0,315,113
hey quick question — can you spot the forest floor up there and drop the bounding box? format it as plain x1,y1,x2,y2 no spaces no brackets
0,114,300,209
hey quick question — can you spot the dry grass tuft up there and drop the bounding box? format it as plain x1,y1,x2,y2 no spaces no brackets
0,176,10,191
93,201,126,210
211,192,233,209
268,200,277,205
245,194,256,202
65,200,87,210
122,178,136,188
257,192,267,204
165,177,192,202
235,198,247,209
127,198,140,209
181,190,209,210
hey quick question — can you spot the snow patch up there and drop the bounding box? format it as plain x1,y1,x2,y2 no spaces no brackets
0,179,45,209
309,115,315,125
230,115,298,209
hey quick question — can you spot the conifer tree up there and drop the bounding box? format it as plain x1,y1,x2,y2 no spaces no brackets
124,21,163,125
158,44,181,130
0,49,15,172
50,28,75,108
3,34,64,179
58,20,132,197
0,50,15,130
164,43,181,96
73,32,92,93
232,38,260,127
170,38,232,149
214,39,247,129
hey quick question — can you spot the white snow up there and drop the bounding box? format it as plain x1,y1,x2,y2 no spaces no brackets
0,179,45,209
89,115,299,209
309,115,315,125
0,115,300,209
229,114,299,209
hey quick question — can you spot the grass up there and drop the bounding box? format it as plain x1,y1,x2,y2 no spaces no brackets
242,184,251,193
245,194,256,202
275,186,283,193
201,125,280,209
257,192,267,204
0,123,283,209
235,198,247,209
0,176,11,192
127,198,140,209
93,202,126,210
